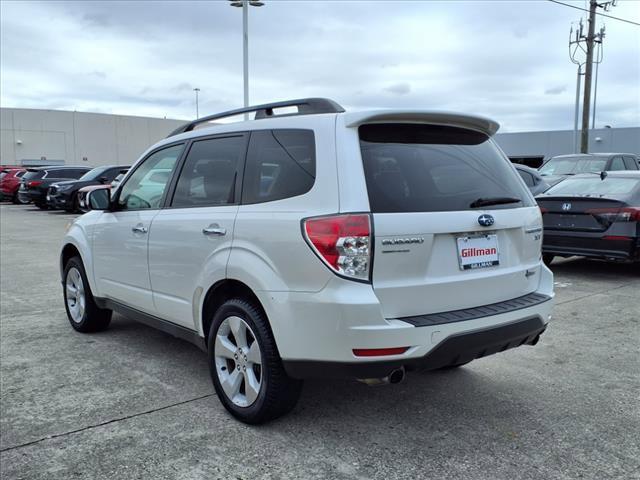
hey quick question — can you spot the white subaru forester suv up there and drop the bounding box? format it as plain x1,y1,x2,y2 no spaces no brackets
60,98,554,424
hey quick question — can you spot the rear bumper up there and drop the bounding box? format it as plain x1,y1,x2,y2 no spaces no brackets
19,190,45,204
284,315,546,379
259,264,555,379
543,232,639,261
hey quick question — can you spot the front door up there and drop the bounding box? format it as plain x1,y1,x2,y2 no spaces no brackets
148,134,247,329
92,143,184,314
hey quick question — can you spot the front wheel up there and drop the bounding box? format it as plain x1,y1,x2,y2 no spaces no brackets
63,256,111,332
208,298,302,424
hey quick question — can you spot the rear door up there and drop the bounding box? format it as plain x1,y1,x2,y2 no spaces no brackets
358,123,542,319
147,134,247,329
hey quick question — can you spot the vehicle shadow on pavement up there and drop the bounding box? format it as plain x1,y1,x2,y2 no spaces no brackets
550,256,639,278
107,313,537,432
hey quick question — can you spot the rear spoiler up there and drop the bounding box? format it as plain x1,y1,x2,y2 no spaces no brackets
342,110,500,137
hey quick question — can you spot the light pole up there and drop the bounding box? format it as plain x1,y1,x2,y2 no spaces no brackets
193,87,201,118
229,0,264,118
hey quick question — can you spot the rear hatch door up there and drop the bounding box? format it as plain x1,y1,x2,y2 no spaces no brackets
358,123,542,319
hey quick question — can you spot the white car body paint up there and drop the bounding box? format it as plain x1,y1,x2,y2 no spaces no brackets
61,106,554,373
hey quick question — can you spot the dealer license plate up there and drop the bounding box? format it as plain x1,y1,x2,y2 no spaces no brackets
456,234,499,270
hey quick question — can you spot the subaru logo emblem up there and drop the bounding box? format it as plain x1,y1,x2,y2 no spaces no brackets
562,203,572,211
478,214,494,227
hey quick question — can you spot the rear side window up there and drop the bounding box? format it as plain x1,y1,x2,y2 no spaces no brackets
609,157,625,171
172,135,245,207
242,129,315,204
359,124,533,213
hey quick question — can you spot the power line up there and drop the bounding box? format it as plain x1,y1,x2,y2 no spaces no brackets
548,0,640,27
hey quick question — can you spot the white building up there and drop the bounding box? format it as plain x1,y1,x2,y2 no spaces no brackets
1,108,185,167
1,107,638,169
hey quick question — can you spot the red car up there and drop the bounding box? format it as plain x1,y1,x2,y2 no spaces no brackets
0,167,27,203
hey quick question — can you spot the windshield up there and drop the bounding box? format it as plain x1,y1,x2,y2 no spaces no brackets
78,167,106,181
544,176,640,197
540,156,607,176
359,123,533,213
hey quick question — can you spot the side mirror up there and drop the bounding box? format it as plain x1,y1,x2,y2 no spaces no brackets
86,188,110,211
99,176,109,184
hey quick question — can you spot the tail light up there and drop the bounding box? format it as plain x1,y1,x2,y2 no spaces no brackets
27,180,43,188
587,207,640,224
303,214,372,281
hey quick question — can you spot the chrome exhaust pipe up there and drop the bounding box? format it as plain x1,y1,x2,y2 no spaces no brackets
357,366,405,386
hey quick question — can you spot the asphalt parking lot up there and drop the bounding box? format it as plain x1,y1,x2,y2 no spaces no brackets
0,202,638,480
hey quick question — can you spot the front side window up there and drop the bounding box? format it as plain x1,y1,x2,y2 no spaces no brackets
171,136,245,207
117,144,183,210
242,129,316,204
359,124,533,213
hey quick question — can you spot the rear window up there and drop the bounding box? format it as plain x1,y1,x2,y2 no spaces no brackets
544,176,640,196
22,170,45,181
539,156,607,176
359,124,532,213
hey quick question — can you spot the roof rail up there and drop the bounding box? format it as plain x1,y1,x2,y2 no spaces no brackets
167,97,345,137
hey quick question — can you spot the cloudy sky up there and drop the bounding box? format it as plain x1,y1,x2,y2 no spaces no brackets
1,0,638,132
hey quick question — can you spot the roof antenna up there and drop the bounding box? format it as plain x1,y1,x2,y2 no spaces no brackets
600,171,607,180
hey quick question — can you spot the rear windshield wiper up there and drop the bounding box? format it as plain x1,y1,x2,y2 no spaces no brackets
469,197,522,208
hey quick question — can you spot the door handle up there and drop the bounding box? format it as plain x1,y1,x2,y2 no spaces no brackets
132,224,148,234
202,224,226,236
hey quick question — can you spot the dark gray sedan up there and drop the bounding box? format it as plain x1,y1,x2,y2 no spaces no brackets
536,171,640,265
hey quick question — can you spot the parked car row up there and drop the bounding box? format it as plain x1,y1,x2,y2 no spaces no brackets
1,164,130,213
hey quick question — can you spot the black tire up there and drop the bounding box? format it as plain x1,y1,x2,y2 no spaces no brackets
542,254,555,266
63,256,111,332
65,194,79,213
13,192,28,205
207,298,302,424
36,202,48,210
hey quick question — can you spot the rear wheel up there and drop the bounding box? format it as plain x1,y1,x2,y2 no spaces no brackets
36,202,48,210
542,254,555,266
63,256,111,332
14,192,28,204
208,298,302,424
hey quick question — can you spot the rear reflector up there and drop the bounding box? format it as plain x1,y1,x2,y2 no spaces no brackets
303,214,372,281
603,236,632,241
353,347,409,357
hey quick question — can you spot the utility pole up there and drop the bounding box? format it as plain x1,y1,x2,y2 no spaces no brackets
194,87,200,118
580,0,597,153
567,1,614,153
